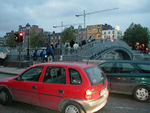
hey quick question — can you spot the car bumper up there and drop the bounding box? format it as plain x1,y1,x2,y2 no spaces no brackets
77,88,109,113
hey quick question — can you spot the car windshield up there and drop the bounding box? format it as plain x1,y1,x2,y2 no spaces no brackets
84,66,105,86
136,63,150,73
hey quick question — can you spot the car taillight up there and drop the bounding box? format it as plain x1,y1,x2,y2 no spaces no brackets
100,88,107,97
85,89,94,100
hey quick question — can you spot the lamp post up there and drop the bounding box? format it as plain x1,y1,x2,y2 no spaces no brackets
75,10,86,39
26,23,31,60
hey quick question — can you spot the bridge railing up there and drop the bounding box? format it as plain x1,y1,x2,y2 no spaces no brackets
7,39,132,62
60,39,132,61
77,39,131,57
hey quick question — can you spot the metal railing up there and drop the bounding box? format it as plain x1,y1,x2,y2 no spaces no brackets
7,39,132,62
59,39,132,61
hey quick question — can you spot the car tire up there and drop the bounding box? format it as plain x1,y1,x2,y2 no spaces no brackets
134,86,150,102
63,102,85,113
0,88,12,105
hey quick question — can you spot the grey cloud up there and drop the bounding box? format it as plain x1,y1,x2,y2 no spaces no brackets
0,0,150,37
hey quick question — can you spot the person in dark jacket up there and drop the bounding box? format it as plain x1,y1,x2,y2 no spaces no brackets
32,50,38,64
46,45,54,62
40,49,46,62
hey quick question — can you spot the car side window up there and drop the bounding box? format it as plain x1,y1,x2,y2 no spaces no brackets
19,66,43,82
69,68,82,85
136,63,150,73
98,63,114,73
116,63,137,73
43,67,66,84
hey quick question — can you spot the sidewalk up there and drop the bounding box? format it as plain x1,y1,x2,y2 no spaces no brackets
0,66,28,75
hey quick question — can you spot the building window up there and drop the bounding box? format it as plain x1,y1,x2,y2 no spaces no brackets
98,28,100,32
112,31,115,34
93,29,96,33
88,29,91,33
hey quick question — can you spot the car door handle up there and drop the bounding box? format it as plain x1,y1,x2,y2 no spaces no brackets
58,90,64,94
32,86,37,89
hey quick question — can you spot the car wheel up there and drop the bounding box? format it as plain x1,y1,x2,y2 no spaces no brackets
134,86,150,102
0,88,12,105
63,102,85,113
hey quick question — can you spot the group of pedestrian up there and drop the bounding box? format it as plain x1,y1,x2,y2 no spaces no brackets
32,44,54,65
64,40,79,54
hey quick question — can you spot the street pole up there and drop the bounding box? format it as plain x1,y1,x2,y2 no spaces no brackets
83,10,85,29
26,23,30,60
83,10,86,39
27,30,30,60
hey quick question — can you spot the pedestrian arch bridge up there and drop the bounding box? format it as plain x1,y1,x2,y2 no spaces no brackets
62,39,133,61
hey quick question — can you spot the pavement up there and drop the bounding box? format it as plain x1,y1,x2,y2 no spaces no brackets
0,66,28,75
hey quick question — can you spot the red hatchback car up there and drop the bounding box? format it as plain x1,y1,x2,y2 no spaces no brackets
0,62,109,113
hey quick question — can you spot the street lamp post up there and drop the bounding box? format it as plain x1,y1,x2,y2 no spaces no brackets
26,23,31,60
75,10,86,39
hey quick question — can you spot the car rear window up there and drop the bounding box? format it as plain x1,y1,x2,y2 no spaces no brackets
136,63,150,73
84,66,105,85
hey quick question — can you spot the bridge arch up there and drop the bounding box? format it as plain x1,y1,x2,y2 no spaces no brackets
62,40,133,61
92,47,133,60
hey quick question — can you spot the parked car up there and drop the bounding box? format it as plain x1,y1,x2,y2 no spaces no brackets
98,60,150,102
0,47,9,65
0,62,109,113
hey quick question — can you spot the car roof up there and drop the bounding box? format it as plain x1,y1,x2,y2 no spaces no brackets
33,61,96,68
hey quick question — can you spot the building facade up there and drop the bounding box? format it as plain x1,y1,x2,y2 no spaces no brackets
102,26,122,40
50,31,61,45
86,24,102,39
86,24,122,40
0,37,5,46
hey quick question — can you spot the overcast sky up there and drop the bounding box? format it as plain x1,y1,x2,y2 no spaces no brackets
0,0,150,37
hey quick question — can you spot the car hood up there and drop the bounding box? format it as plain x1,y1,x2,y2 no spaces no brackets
0,76,17,82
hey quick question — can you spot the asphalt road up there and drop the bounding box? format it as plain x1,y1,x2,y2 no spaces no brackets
0,74,150,113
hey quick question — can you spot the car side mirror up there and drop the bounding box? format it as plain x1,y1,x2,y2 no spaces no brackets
16,76,23,81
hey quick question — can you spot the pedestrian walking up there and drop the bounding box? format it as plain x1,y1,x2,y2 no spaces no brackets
64,40,70,54
32,50,38,65
73,42,79,54
46,45,54,62
40,49,46,62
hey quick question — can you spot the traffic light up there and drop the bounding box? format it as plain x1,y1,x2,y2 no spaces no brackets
14,32,24,43
14,33,19,42
19,32,24,42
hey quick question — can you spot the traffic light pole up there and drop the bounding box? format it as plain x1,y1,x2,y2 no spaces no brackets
18,43,21,68
27,30,30,60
